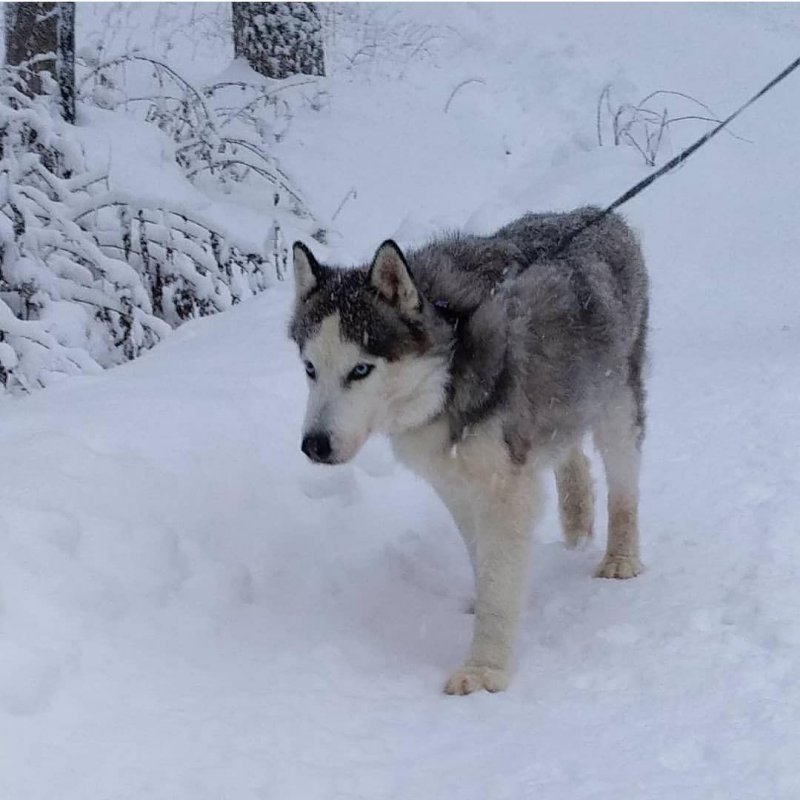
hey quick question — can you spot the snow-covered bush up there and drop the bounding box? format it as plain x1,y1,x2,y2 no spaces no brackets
0,66,280,393
78,51,318,221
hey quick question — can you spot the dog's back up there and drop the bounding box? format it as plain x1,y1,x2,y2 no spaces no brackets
497,206,648,352
405,207,648,459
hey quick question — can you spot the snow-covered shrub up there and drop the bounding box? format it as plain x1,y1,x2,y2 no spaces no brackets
78,51,318,222
83,198,275,327
0,70,165,391
0,66,280,393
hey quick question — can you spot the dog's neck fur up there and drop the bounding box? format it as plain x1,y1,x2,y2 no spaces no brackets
385,350,451,434
410,279,512,447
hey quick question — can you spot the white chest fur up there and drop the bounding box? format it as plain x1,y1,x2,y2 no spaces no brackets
390,416,529,491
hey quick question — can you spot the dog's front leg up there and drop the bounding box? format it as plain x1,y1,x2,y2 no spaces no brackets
444,473,539,695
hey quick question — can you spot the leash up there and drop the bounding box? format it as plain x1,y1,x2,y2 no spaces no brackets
553,54,800,255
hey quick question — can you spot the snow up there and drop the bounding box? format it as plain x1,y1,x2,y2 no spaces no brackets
3,3,800,798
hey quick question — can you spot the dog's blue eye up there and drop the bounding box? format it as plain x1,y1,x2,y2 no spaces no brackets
304,361,316,380
348,363,374,381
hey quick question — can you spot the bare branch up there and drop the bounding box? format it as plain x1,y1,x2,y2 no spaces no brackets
444,78,486,114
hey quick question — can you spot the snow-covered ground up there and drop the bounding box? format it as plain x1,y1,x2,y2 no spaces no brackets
3,4,800,798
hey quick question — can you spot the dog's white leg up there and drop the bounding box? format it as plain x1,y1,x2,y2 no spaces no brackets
444,472,540,695
593,385,643,579
431,484,477,581
555,444,595,549
425,479,479,614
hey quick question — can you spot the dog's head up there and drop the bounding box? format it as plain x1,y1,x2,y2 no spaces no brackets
289,240,448,464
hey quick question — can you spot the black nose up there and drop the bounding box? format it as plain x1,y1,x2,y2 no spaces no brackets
302,432,333,463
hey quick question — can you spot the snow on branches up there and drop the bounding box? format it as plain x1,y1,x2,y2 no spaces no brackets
78,51,318,221
0,67,280,394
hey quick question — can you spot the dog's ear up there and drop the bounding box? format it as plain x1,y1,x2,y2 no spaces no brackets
369,240,420,314
293,241,323,301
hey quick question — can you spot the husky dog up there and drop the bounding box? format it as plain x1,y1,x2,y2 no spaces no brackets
289,207,648,695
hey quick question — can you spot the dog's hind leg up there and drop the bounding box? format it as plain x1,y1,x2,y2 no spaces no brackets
444,471,540,695
555,444,594,549
593,382,644,579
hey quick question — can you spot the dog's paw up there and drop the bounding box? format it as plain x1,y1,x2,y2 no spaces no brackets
444,664,509,695
594,554,643,579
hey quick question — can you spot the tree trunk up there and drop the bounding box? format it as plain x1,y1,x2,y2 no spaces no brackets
232,2,324,80
4,2,75,122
